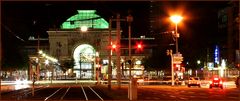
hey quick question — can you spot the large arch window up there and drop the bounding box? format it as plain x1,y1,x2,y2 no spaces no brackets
73,44,96,79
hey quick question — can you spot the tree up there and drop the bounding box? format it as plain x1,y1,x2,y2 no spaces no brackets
60,58,75,79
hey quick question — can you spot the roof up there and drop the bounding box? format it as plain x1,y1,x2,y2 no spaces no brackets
61,10,109,29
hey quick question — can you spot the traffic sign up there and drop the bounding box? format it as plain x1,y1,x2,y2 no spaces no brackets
173,53,183,64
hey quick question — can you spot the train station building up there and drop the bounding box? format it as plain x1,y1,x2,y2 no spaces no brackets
28,10,154,80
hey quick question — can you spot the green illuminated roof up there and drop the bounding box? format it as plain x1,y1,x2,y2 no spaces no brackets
61,10,109,29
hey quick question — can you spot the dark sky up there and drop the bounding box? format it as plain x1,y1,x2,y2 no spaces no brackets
2,1,228,38
2,1,231,66
2,1,151,39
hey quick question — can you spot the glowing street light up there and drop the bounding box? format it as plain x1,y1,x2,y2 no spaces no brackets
44,59,49,65
170,15,183,24
197,60,201,64
170,15,183,53
38,50,43,54
80,26,88,32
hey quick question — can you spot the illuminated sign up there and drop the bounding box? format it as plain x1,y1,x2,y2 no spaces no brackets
207,62,214,70
214,45,220,65
173,53,183,64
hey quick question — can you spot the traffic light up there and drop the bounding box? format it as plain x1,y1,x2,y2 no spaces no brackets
137,43,142,49
135,42,143,52
111,44,117,51
173,64,181,71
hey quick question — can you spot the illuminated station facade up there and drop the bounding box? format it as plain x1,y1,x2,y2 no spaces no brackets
41,10,152,80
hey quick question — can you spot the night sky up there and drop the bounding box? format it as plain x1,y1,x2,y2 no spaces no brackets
2,1,230,67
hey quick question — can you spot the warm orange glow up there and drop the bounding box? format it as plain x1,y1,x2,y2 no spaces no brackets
170,15,183,24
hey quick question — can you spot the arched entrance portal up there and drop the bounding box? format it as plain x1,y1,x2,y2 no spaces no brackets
73,44,96,79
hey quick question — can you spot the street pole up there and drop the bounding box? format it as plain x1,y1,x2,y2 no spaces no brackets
175,23,179,54
108,18,112,90
80,53,81,80
127,14,133,80
170,15,182,86
37,34,40,81
171,50,174,86
127,14,133,99
167,50,174,86
51,65,53,84
116,14,121,89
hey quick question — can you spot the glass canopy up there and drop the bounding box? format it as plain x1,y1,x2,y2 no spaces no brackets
61,10,109,29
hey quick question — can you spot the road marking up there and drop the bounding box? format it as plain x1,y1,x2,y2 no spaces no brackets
179,97,188,100
60,87,70,100
170,95,176,98
88,86,104,101
44,88,62,101
81,85,88,101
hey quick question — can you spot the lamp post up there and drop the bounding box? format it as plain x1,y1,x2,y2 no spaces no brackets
108,18,112,90
166,49,174,86
197,60,200,77
127,14,133,99
170,15,183,53
127,14,133,80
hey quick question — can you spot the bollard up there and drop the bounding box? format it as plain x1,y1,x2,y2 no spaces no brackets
181,81,185,86
32,82,35,96
130,78,137,100
128,80,131,99
32,73,36,96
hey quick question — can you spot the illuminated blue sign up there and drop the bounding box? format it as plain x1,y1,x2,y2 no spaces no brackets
214,45,219,65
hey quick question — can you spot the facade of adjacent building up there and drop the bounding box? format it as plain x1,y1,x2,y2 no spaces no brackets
218,1,239,68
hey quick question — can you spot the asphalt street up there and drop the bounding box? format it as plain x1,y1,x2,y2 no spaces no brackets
1,84,239,101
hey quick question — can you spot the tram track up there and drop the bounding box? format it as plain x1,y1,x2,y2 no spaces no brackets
2,85,110,101
1,86,46,100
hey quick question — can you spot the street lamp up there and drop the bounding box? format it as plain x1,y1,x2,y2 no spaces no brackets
80,26,88,32
170,15,183,53
197,60,201,77
197,60,201,65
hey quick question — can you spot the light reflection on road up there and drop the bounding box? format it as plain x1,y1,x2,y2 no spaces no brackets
14,84,29,90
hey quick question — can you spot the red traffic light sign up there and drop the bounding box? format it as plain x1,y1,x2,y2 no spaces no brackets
111,43,117,51
137,44,142,49
135,42,143,50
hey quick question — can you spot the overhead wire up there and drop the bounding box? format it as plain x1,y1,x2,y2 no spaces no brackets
1,23,25,42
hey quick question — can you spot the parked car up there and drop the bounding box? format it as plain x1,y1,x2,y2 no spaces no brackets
188,77,201,87
209,76,223,89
